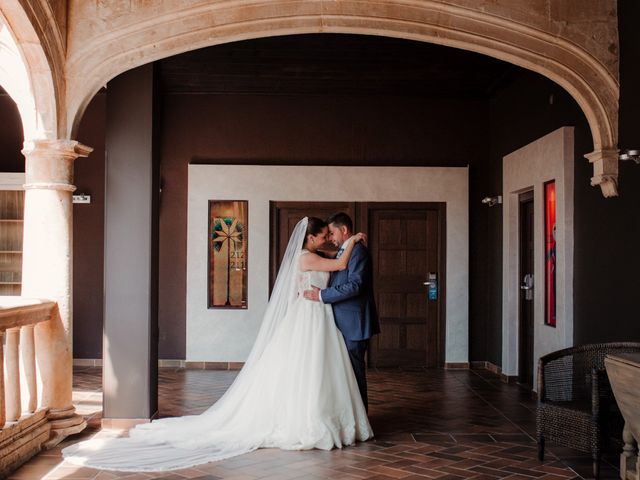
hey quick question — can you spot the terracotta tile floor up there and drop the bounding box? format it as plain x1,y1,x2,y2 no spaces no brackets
9,367,622,479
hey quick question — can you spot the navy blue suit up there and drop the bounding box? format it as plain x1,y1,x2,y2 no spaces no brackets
321,242,379,410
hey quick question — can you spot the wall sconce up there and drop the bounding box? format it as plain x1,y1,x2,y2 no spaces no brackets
619,149,640,164
481,195,502,207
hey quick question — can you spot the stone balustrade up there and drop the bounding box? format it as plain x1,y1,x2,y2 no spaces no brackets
0,297,60,477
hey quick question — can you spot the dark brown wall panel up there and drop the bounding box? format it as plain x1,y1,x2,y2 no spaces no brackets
167,95,485,166
74,93,106,358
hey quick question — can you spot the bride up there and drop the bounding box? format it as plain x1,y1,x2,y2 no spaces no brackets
62,216,373,471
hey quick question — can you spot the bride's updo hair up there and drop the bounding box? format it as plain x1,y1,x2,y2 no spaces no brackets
303,217,327,248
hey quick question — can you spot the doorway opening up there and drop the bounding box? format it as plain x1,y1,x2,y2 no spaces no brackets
518,191,534,390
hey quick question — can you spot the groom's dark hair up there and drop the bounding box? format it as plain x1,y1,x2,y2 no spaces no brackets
327,212,353,233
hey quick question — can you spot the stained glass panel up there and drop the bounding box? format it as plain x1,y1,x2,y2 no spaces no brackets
208,200,248,309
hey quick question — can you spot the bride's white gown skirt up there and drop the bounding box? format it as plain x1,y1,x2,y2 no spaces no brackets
63,294,373,471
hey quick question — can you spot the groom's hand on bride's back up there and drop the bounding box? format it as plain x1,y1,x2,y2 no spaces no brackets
303,286,321,302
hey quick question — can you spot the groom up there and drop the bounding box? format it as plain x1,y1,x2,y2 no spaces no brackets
304,212,380,411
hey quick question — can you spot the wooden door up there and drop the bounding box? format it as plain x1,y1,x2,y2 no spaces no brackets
518,192,534,389
363,203,445,368
269,201,356,291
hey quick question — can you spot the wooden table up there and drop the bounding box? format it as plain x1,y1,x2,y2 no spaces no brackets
606,353,640,480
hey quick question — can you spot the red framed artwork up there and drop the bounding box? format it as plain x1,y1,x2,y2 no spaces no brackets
208,200,248,309
544,181,556,327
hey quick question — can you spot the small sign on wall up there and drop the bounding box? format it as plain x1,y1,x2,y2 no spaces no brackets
208,200,248,309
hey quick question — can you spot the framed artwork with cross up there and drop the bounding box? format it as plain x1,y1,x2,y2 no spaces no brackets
208,200,248,309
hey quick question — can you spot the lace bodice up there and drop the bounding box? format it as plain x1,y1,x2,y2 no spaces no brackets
298,250,330,296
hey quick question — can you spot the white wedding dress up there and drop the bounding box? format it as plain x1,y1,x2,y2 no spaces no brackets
62,219,373,472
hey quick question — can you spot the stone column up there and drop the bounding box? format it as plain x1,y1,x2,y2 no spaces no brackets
21,139,92,447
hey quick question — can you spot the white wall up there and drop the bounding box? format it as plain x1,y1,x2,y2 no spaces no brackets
187,165,469,363
502,127,574,387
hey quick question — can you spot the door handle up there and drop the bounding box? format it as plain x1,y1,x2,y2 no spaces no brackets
424,273,438,300
521,273,534,300
521,273,534,288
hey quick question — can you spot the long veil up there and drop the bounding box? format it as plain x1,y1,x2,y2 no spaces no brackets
222,216,308,382
62,217,310,471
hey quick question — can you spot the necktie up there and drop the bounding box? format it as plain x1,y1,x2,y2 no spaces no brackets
336,248,344,259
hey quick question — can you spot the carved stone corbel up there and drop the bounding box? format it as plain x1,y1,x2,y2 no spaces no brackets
584,149,619,197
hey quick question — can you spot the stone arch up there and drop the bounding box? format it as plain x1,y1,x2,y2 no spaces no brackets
65,1,620,195
0,3,57,141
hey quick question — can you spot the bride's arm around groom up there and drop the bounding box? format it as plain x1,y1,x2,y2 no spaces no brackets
319,239,380,342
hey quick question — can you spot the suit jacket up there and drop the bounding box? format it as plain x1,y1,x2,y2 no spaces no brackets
321,242,380,341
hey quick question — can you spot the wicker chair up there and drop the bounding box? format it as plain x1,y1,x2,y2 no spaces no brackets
537,342,640,478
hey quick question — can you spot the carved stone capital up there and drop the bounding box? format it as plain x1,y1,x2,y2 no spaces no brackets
22,139,93,158
584,148,619,198
21,139,93,190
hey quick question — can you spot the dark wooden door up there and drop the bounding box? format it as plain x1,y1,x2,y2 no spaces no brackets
269,202,356,291
363,203,444,368
518,192,534,389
